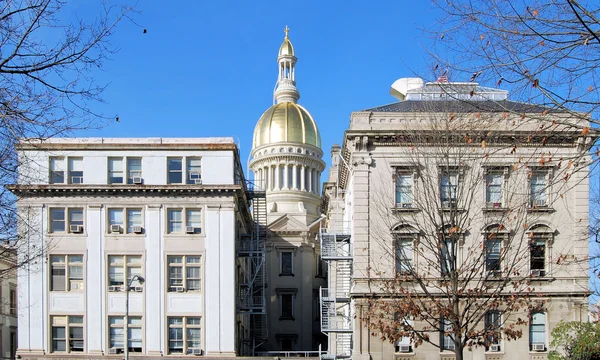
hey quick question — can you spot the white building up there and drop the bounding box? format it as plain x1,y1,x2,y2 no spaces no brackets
10,137,252,358
0,250,18,360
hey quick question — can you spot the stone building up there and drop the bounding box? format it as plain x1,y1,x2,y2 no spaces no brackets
320,79,592,359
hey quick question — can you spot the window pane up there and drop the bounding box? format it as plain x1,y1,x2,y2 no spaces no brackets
50,158,66,184
127,209,142,233
395,174,413,205
187,317,201,325
168,158,183,184
486,174,503,203
187,210,201,228
169,317,183,325
281,252,292,274
108,158,124,184
186,256,201,264
69,158,84,184
281,294,293,318
51,208,65,232
187,158,202,184
127,158,142,183
109,209,124,225
69,209,84,226
168,210,183,233
187,328,201,348
109,266,124,286
70,316,84,324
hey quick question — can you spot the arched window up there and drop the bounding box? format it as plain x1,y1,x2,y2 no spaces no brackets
528,225,553,277
529,312,546,351
483,225,507,277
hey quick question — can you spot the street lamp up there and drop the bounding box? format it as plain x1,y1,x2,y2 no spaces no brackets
125,275,144,360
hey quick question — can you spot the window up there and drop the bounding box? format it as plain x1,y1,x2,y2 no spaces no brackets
395,237,413,275
49,157,65,184
68,157,83,184
109,316,142,353
529,312,546,351
529,225,551,277
167,208,203,234
484,225,505,277
108,158,124,184
9,288,16,315
280,251,293,275
485,311,501,351
108,255,143,290
485,172,503,207
440,171,458,207
440,236,454,276
186,209,201,233
108,208,143,234
168,317,201,354
187,158,202,184
168,158,183,184
395,172,413,207
167,255,201,291
281,294,294,320
441,318,454,350
51,316,84,353
50,255,84,292
50,208,84,233
530,170,548,207
126,158,142,184
394,313,413,352
168,209,183,233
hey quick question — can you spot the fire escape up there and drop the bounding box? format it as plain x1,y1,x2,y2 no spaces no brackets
238,182,267,355
320,227,353,359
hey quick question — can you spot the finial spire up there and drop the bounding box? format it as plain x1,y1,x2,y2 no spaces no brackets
284,25,290,38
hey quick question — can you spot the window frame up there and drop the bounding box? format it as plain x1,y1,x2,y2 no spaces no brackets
167,316,202,354
50,315,84,353
529,312,546,351
108,316,143,353
528,225,553,277
108,157,125,184
484,225,507,277
49,157,66,184
107,207,144,234
166,208,203,234
167,255,202,292
529,168,551,208
440,169,460,208
280,251,294,276
49,207,85,234
186,158,202,184
126,157,142,184
107,255,143,291
280,293,294,320
394,312,413,353
394,169,414,208
440,318,454,351
485,311,501,351
484,167,507,209
50,255,84,292
68,157,84,184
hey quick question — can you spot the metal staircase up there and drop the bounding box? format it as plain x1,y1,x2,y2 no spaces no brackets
238,183,268,355
320,229,353,359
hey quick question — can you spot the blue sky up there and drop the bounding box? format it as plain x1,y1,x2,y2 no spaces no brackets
73,1,440,172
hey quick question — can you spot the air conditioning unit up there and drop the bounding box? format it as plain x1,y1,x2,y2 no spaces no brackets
132,225,143,234
398,344,411,353
531,269,545,277
532,343,545,352
110,224,122,234
188,348,203,355
108,285,122,292
489,344,501,352
70,224,83,233
132,177,143,184
186,226,196,234
108,347,123,354
170,286,185,292
533,199,547,207
487,270,501,278
133,286,143,292
193,178,202,185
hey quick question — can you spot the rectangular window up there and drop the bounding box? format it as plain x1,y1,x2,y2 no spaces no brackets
486,173,503,207
441,239,454,276
394,314,413,352
530,171,548,207
69,208,84,229
108,255,142,290
49,157,65,184
395,238,413,275
68,157,83,184
167,255,201,291
127,158,142,184
280,294,294,319
127,209,142,233
440,172,458,206
280,251,293,275
108,209,123,233
51,316,84,353
109,316,142,353
168,209,183,233
50,208,66,233
50,255,84,292
441,318,454,350
108,208,142,234
108,158,124,184
485,311,501,351
395,173,413,207
529,312,546,351
168,158,183,184
187,158,202,184
168,317,202,354
9,288,16,315
485,239,502,275
186,209,201,233
530,232,548,276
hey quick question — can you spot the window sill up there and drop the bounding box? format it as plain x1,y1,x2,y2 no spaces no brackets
105,233,145,237
482,206,508,212
391,207,420,213
279,273,295,277
47,233,87,237
279,316,295,321
438,207,465,212
527,206,555,213
529,276,554,282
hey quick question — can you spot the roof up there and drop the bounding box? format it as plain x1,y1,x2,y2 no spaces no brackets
362,100,556,113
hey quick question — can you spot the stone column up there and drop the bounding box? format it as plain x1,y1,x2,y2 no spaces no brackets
292,164,298,190
283,164,289,190
300,165,306,191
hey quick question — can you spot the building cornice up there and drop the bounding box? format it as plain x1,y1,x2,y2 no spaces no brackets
6,184,244,197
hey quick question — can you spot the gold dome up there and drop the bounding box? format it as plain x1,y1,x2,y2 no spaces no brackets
253,102,321,148
278,26,295,57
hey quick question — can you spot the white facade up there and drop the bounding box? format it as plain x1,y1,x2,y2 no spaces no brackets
11,138,251,358
0,254,18,360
